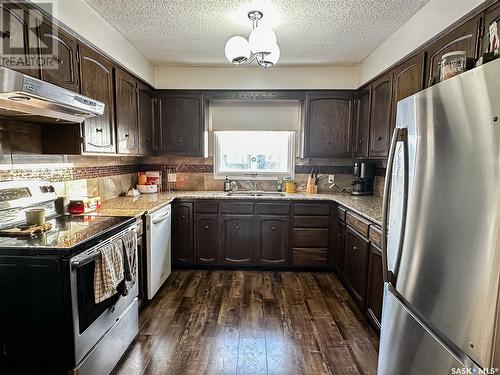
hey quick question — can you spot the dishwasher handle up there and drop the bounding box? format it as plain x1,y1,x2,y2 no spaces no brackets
152,211,170,224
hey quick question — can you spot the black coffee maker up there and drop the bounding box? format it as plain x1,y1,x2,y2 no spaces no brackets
351,162,374,196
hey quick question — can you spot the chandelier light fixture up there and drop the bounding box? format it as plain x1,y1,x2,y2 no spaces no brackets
225,11,280,69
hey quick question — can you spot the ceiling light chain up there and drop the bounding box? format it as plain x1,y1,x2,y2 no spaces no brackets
225,10,280,69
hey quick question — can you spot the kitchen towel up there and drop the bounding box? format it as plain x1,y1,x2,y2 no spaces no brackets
120,230,138,296
94,240,124,304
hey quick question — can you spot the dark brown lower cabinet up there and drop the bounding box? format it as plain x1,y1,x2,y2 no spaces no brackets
332,211,346,275
221,215,254,265
366,244,384,330
256,215,289,266
344,227,370,308
195,215,219,264
172,202,194,266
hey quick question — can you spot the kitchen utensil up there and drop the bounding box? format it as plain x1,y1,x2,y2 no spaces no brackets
0,222,52,237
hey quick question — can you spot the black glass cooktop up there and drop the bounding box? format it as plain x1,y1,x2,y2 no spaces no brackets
0,215,134,256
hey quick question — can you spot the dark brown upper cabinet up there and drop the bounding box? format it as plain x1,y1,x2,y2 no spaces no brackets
256,215,289,266
369,72,393,158
0,3,40,78
424,17,481,87
483,2,500,55
305,94,353,158
115,68,139,155
79,45,116,154
353,87,371,158
138,82,155,156
157,93,204,156
38,21,79,92
391,53,424,129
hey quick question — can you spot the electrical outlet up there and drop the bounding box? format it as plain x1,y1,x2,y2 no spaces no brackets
328,174,335,184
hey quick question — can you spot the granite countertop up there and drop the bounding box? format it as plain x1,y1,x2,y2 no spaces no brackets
96,191,383,225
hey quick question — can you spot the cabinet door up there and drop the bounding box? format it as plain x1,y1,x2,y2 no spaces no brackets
391,53,424,129
138,82,154,156
172,202,194,265
115,68,139,155
159,94,204,155
305,95,352,158
366,243,384,330
38,21,79,92
425,17,481,87
221,215,254,265
353,87,371,158
369,72,393,157
483,2,500,55
332,215,346,275
0,3,40,78
344,227,370,308
195,215,219,265
256,215,289,266
79,45,115,153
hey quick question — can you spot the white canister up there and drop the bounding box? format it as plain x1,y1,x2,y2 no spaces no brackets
441,51,467,81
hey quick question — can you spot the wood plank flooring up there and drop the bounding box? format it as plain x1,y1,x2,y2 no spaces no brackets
113,271,379,375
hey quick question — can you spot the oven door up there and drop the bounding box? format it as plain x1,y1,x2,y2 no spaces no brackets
69,225,138,365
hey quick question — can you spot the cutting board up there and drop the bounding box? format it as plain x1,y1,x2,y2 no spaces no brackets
0,223,52,237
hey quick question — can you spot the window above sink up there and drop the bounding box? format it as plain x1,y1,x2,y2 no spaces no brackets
214,131,295,180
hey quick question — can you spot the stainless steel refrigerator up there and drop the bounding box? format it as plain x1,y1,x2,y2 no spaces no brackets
378,58,500,374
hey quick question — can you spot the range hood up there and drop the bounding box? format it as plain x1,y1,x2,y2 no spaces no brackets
0,66,104,124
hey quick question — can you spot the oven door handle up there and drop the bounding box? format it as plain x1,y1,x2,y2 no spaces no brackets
71,251,101,269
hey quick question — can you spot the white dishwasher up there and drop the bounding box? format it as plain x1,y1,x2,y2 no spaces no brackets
145,204,172,299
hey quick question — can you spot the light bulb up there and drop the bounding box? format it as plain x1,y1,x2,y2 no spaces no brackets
225,36,251,64
249,25,277,54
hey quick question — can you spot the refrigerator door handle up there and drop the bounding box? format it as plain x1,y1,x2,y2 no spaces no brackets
382,127,408,285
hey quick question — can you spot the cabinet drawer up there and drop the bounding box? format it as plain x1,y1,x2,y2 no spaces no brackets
256,202,290,215
293,248,328,267
195,200,219,214
293,216,329,228
337,206,347,222
346,211,370,238
293,203,330,216
369,225,382,248
292,228,329,247
220,202,254,214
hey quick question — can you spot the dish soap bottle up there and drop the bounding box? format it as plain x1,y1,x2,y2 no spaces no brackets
224,176,230,192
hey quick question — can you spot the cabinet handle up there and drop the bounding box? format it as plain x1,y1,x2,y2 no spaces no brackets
494,116,499,122
377,136,383,141
96,128,103,133
1,31,11,39
53,55,63,64
353,246,358,251
205,225,209,229
177,138,183,144
146,136,151,142
326,140,331,144
181,215,186,219
125,133,129,138
271,226,276,231
338,234,342,238
235,226,240,230
359,140,364,143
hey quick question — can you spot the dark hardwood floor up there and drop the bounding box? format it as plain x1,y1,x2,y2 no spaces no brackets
113,271,379,375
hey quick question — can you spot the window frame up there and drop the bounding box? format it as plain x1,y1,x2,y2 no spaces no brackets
213,131,295,180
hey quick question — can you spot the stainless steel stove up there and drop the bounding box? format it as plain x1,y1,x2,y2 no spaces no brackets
0,180,139,375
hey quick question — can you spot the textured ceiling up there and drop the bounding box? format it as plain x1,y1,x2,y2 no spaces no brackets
84,0,429,66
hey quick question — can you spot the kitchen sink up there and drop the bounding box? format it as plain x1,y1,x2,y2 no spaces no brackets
226,191,286,197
